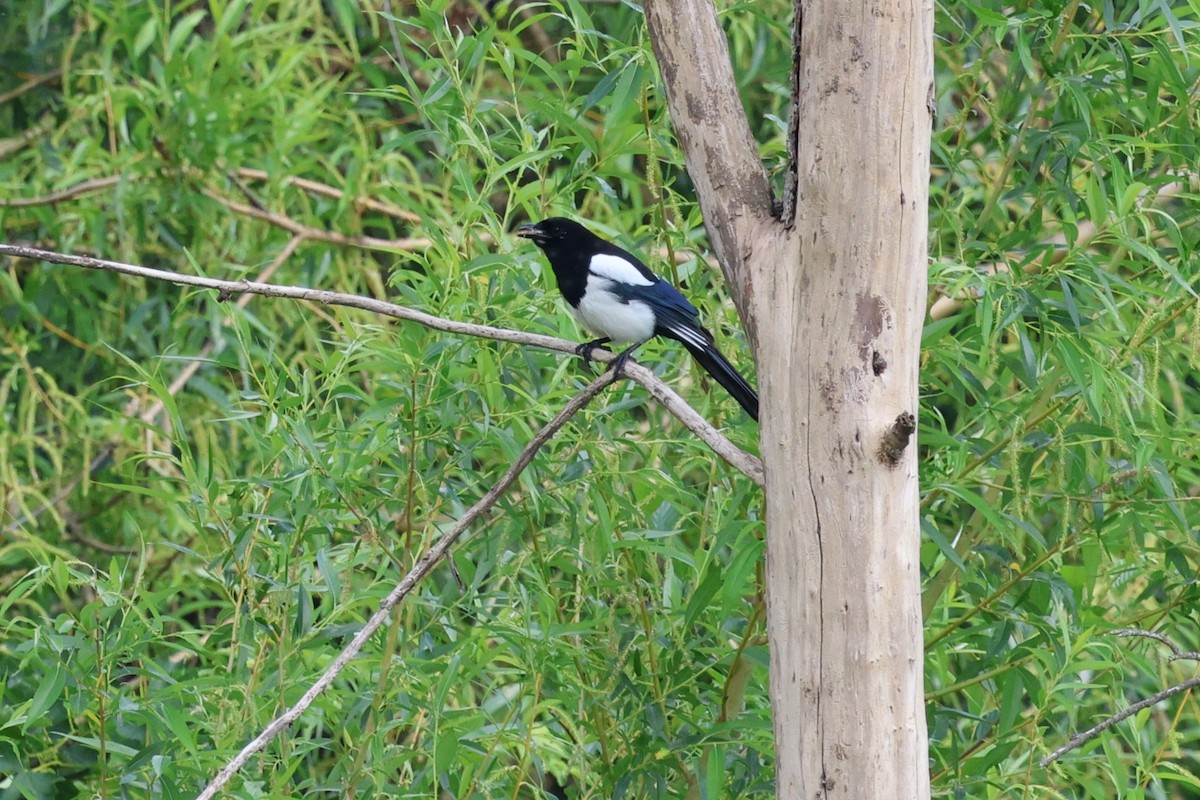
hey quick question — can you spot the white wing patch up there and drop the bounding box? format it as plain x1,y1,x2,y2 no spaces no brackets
588,253,654,286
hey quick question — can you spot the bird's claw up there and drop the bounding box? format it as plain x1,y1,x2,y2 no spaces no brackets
575,339,610,363
610,350,633,377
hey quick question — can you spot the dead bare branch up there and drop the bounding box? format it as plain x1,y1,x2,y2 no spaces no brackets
197,186,429,251
0,166,427,228
1112,628,1200,663
230,168,424,222
0,243,763,484
0,116,55,160
1040,628,1200,766
194,369,620,800
0,70,62,106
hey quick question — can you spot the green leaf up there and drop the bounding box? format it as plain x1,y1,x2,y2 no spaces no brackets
167,10,207,58
133,16,158,58
683,565,724,628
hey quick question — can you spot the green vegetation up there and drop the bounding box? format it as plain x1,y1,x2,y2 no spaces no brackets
1,0,1198,797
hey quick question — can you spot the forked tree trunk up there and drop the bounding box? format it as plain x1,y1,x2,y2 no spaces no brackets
646,0,933,796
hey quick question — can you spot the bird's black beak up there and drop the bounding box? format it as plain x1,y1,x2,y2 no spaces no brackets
515,222,544,242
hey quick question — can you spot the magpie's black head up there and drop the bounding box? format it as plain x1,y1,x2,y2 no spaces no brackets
515,217,594,249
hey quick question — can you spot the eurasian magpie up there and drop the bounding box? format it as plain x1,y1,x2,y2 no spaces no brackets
516,217,759,421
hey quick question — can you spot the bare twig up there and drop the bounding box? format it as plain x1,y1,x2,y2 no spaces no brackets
1111,628,1200,663
0,175,124,207
1040,676,1200,766
232,167,422,222
1040,628,1200,766
0,116,55,160
194,370,619,800
0,166,425,226
197,187,428,251
0,70,62,106
379,0,406,64
0,243,763,484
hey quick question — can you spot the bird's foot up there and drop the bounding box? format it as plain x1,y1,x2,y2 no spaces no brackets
608,340,647,377
610,350,633,377
575,337,611,363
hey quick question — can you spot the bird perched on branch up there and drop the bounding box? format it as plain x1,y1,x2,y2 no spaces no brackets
516,217,759,422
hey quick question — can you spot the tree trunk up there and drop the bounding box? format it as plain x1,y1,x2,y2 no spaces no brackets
647,0,933,796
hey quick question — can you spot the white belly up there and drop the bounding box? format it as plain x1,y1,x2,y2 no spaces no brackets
572,278,656,343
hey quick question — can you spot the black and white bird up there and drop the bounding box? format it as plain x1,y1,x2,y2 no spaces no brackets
516,217,759,421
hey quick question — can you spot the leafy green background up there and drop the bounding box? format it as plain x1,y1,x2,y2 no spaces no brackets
1,0,1198,797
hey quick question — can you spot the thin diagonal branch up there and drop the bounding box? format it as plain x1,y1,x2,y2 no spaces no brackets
0,243,763,484
1040,675,1200,766
1040,628,1200,766
0,70,62,106
0,174,125,207
194,370,619,800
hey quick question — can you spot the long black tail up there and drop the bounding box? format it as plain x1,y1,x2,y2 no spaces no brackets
681,339,759,422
